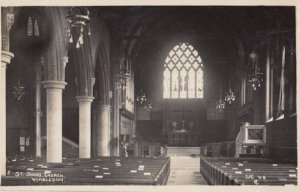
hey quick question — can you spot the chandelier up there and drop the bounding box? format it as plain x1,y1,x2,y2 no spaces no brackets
225,89,235,104
144,102,153,111
225,63,236,104
13,81,26,101
216,82,225,111
66,7,91,49
216,99,225,111
136,62,149,104
248,51,263,91
136,90,147,104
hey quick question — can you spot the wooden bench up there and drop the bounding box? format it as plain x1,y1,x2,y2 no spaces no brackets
2,156,170,186
200,156,297,186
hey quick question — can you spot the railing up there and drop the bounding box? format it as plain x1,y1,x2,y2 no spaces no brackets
201,141,235,158
160,145,168,157
134,140,167,157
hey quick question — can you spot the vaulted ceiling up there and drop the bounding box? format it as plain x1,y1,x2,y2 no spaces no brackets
92,6,295,102
94,6,295,71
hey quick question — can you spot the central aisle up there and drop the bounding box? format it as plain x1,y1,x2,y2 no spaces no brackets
166,147,208,185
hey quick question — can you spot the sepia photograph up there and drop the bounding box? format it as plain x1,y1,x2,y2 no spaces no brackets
0,0,299,191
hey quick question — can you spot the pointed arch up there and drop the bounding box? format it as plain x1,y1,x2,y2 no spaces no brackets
163,42,203,99
95,41,110,105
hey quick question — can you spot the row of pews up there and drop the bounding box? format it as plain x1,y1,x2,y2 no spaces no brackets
200,156,297,186
2,156,170,185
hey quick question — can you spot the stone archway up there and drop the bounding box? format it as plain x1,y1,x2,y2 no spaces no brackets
92,41,111,157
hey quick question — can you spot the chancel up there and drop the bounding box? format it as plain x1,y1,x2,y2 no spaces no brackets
0,6,297,186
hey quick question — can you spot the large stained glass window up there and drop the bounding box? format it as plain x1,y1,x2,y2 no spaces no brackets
163,42,203,99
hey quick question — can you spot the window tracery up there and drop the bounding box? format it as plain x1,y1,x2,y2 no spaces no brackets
163,42,203,99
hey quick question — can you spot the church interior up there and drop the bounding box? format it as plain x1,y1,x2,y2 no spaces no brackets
0,6,297,186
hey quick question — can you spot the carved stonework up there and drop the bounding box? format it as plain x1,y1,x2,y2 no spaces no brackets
1,36,9,52
1,51,14,66
1,8,15,52
91,77,96,88
6,11,15,32
62,56,69,68
46,58,58,80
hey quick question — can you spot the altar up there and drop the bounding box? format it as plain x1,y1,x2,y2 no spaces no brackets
167,130,198,146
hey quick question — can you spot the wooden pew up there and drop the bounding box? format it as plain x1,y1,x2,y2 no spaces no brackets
2,156,170,185
200,156,297,186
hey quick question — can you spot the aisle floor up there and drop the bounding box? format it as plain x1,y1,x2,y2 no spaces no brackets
166,147,208,185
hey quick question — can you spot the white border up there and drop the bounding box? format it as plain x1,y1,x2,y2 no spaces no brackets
0,0,298,6
0,0,299,192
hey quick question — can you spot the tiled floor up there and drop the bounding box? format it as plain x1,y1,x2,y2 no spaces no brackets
166,147,208,185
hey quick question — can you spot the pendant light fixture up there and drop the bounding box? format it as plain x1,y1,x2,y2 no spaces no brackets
136,62,148,105
66,7,91,49
117,57,131,89
216,81,225,111
13,80,26,101
225,63,236,104
248,51,263,91
27,17,33,36
144,101,153,111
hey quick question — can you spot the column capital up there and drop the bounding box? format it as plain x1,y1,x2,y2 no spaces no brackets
76,96,94,102
1,51,14,65
42,81,67,89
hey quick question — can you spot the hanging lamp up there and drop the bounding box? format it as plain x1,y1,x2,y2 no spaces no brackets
216,81,225,111
66,7,91,49
136,62,148,105
248,51,264,91
118,57,131,89
225,63,236,104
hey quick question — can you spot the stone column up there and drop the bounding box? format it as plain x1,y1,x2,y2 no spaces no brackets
0,51,14,176
42,81,66,163
97,105,111,156
35,66,42,157
76,96,94,159
112,83,120,156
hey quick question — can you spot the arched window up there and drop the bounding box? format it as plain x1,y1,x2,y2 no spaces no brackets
163,42,203,99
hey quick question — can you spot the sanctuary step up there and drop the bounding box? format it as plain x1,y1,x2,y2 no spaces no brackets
2,156,170,185
166,147,200,156
200,156,297,186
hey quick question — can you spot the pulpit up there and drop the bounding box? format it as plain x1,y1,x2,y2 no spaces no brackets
235,124,266,157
